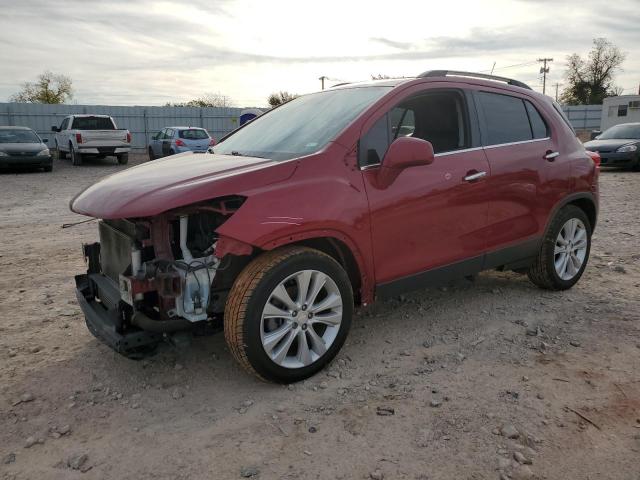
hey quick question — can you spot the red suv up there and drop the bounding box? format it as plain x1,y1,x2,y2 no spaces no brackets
71,71,599,383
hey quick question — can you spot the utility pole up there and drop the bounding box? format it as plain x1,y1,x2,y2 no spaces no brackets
553,82,561,102
537,58,553,95
318,76,328,90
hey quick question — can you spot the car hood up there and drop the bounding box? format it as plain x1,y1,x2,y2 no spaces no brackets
0,142,46,153
583,139,639,152
70,151,298,219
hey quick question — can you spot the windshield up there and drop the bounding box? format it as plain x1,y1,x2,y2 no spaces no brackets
598,124,640,140
71,116,115,130
214,86,392,160
179,129,209,140
0,129,40,143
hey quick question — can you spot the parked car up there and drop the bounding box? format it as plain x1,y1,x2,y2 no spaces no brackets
70,70,599,383
148,127,215,159
52,115,131,166
583,122,640,170
0,126,52,172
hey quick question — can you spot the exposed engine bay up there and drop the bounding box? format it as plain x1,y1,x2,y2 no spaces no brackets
75,196,249,356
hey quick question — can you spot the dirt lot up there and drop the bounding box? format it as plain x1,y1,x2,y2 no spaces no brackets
1,155,639,480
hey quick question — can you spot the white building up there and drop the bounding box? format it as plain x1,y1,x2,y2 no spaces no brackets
601,95,640,131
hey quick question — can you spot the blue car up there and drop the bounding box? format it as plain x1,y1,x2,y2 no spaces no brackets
148,127,215,159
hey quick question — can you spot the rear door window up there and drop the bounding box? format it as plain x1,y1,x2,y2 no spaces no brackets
477,92,532,145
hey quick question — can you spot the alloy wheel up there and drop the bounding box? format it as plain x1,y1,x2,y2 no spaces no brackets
260,270,343,369
554,218,588,280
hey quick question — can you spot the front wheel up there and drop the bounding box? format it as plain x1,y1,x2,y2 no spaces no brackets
528,205,591,290
224,246,353,383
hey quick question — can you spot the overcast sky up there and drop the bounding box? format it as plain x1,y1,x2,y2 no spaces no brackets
0,0,638,107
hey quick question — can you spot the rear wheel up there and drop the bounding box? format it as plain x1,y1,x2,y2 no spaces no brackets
70,145,82,166
225,246,353,383
117,153,129,165
528,205,591,290
148,147,155,160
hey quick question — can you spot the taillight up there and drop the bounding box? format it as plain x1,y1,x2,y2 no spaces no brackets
75,133,82,144
126,132,131,143
586,150,601,169
175,139,185,147
209,138,216,146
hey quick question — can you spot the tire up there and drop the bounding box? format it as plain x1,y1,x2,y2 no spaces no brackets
148,147,155,160
56,142,66,159
117,153,129,165
43,165,52,172
225,246,353,383
527,205,591,290
70,145,82,166
169,149,175,156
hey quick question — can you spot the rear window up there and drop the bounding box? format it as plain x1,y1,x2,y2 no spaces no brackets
178,129,209,140
71,116,115,130
477,92,532,145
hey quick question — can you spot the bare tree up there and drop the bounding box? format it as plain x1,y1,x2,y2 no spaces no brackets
167,92,234,108
371,74,393,80
10,71,73,104
267,91,298,107
560,38,626,105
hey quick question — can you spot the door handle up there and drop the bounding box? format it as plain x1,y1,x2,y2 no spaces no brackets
464,171,487,182
544,151,559,161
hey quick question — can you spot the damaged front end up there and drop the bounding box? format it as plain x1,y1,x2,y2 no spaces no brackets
75,196,251,357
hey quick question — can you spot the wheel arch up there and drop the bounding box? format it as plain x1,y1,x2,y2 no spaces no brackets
545,192,598,235
219,230,374,306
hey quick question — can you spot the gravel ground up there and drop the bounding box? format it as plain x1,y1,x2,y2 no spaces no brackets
1,154,639,480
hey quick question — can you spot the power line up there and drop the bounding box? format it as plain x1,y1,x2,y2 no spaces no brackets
479,61,537,73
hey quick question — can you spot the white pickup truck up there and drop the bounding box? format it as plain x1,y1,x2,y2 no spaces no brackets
52,114,131,165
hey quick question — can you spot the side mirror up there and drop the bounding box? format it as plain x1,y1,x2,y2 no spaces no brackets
42,138,48,143
375,137,434,188
51,126,59,132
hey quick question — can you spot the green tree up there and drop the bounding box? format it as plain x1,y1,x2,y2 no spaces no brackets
560,38,626,105
10,71,73,104
267,91,298,107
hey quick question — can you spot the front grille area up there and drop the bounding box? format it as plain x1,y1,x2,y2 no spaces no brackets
99,221,134,282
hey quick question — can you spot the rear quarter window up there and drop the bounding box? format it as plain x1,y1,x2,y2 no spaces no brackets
524,101,549,139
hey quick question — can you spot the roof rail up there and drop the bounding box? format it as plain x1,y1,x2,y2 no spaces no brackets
417,70,532,90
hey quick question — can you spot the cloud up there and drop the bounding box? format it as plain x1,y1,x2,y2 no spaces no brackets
370,37,412,50
0,0,638,105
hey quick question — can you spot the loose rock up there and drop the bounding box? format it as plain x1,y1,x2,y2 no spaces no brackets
67,453,90,471
500,424,519,439
370,469,384,480
240,466,259,477
3,453,16,464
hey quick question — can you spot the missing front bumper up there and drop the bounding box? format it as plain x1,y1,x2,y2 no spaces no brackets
75,273,161,357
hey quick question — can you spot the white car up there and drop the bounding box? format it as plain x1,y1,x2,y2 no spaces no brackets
52,114,131,165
